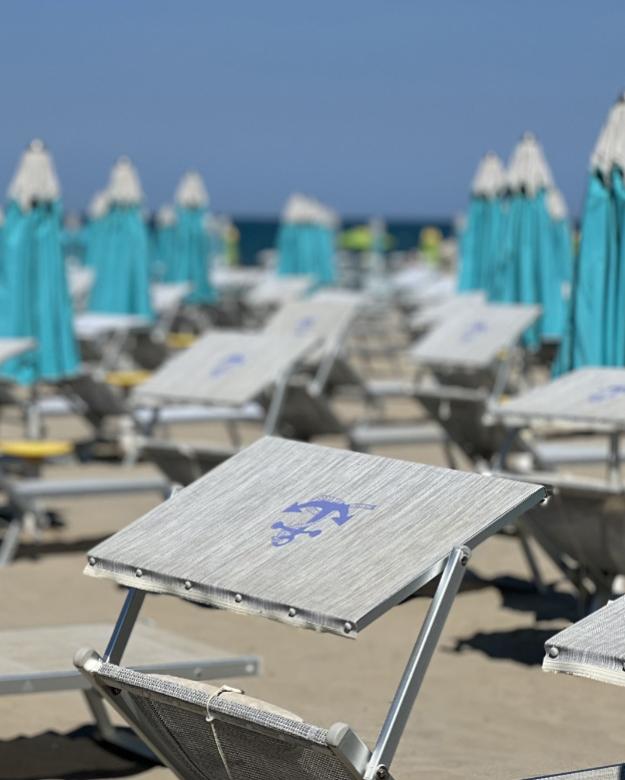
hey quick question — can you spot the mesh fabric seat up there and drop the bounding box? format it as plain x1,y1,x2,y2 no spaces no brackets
528,766,625,778
76,649,375,780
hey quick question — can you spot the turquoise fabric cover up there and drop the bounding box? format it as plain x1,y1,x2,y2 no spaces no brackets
0,200,78,384
164,206,216,303
88,205,153,318
277,223,336,286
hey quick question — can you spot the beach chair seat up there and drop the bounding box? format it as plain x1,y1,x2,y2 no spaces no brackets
528,767,625,778
77,650,374,780
141,440,234,485
0,622,259,759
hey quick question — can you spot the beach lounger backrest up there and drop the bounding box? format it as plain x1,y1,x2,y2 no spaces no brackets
77,650,373,780
410,303,540,372
264,299,358,353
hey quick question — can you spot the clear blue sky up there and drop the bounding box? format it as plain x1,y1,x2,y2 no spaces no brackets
0,0,622,218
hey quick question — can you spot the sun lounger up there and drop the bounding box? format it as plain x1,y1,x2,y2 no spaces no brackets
78,436,545,779
244,274,313,322
357,304,540,460
74,312,152,369
0,621,259,757
491,367,625,606
0,472,170,566
264,295,365,394
519,596,625,778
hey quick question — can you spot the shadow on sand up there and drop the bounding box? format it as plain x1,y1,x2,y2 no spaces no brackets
0,725,158,780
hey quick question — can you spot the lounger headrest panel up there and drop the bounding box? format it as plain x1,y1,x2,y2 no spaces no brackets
410,303,540,370
86,437,545,637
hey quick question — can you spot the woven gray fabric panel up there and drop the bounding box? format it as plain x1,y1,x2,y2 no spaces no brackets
0,338,35,366
410,303,540,369
132,331,318,407
528,766,625,779
264,300,358,353
89,660,363,779
86,437,545,636
543,595,625,686
492,368,625,428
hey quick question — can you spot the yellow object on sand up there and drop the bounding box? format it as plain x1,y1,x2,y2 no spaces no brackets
106,370,152,388
0,440,74,460
166,332,197,350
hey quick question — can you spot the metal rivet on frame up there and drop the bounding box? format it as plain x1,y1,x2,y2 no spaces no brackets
88,557,96,566
548,646,559,659
184,581,192,590
288,607,297,617
343,622,353,634
135,568,143,578
235,594,243,603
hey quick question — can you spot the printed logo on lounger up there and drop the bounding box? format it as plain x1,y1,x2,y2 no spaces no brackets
209,353,246,379
588,385,625,403
293,316,317,336
270,496,376,547
460,320,488,343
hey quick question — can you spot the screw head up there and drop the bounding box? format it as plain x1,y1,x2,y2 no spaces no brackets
235,594,243,603
548,646,559,659
288,607,297,617
376,766,389,779
135,568,143,578
88,557,96,566
184,580,192,590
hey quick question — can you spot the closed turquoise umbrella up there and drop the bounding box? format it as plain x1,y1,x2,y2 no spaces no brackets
558,96,625,370
83,190,109,268
277,194,337,287
0,140,78,384
494,133,571,349
166,172,217,304
151,205,176,281
459,152,506,294
88,157,153,319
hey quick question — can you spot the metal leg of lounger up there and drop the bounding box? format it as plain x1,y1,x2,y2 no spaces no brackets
104,588,146,664
82,687,157,760
263,368,292,436
608,432,622,487
225,419,242,449
0,517,22,567
365,546,470,780
517,523,547,595
441,435,459,470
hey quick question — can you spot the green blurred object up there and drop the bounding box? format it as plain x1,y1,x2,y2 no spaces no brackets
419,225,443,265
339,224,394,252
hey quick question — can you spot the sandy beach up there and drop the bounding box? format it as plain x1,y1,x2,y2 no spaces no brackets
0,404,621,780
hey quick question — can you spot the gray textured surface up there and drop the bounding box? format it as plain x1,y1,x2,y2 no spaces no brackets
86,437,545,637
528,766,625,779
264,299,359,353
410,303,540,369
492,368,625,429
543,595,625,687
0,338,35,366
80,655,367,780
0,623,258,693
133,330,318,407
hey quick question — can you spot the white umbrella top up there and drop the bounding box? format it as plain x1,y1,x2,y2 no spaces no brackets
88,190,109,221
471,152,506,198
156,204,176,227
282,193,339,227
8,139,61,210
107,156,144,206
590,93,625,178
175,171,209,208
507,132,554,196
546,187,568,221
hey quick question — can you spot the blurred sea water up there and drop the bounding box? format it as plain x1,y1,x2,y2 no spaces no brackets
233,217,453,266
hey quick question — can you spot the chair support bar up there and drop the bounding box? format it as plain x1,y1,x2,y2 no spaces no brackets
365,545,471,779
104,588,145,665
